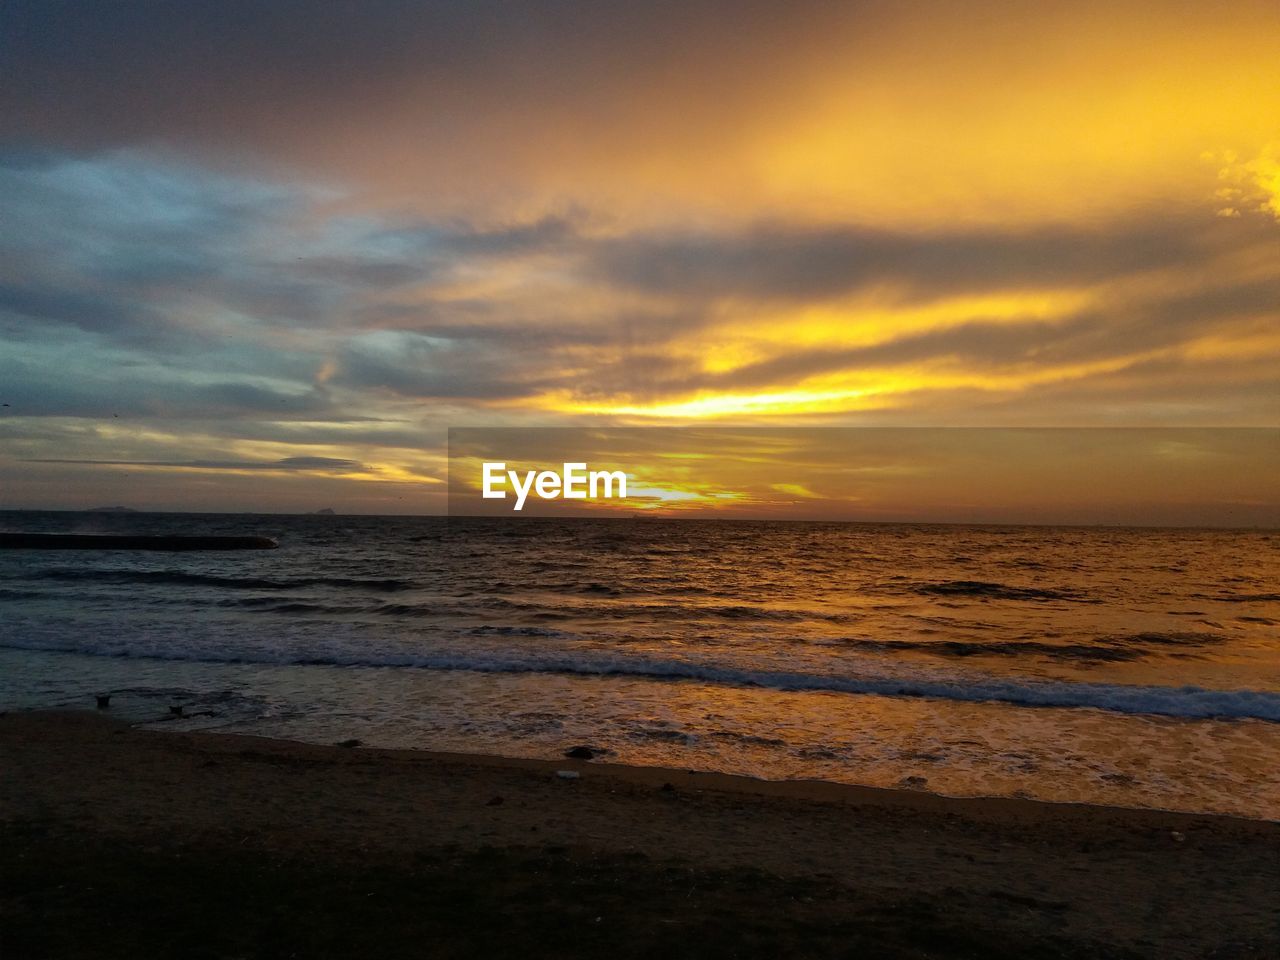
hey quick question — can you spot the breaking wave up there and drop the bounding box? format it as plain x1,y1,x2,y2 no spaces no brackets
4,629,1278,722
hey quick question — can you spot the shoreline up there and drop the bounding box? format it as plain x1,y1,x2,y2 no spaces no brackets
122,711,1280,826
4,709,1279,957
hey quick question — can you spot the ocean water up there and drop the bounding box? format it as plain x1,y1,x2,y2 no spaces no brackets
2,511,1278,819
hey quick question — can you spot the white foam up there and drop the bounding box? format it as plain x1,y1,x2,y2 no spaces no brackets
4,618,1279,722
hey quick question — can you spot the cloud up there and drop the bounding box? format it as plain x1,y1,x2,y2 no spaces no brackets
0,2,821,150
5,0,1279,227
0,283,144,337
0,349,337,421
371,215,580,260
1212,143,1280,220
3,0,1280,517
334,331,557,401
23,456,367,474
584,214,1278,306
1,148,1276,435
640,274,1280,394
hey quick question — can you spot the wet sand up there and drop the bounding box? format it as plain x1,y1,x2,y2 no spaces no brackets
2,710,1277,958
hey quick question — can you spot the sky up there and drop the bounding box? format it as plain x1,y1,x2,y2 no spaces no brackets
448,428,1280,526
1,1,1278,516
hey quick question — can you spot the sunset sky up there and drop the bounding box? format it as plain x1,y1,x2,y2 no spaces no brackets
1,1,1278,515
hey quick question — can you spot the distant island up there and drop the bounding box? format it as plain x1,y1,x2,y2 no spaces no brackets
88,506,138,513
312,508,336,515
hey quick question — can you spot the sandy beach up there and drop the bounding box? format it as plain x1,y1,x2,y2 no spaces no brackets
2,710,1276,958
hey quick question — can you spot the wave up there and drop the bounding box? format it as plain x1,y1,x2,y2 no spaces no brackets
912,580,1095,603
830,631,1224,663
5,631,1278,722
475,597,854,624
6,568,416,592
0,588,45,601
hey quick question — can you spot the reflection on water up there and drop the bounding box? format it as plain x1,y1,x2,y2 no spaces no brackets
1,512,1277,818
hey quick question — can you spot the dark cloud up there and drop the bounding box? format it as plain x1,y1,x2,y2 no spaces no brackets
0,283,143,335
0,352,335,420
334,332,556,401
289,257,427,289
373,215,580,260
585,215,1274,305
0,1,826,152
23,456,366,473
0,153,320,347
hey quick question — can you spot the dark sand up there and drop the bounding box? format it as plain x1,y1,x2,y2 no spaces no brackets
2,711,1276,958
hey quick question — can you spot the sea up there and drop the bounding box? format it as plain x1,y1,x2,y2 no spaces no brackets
2,510,1277,819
